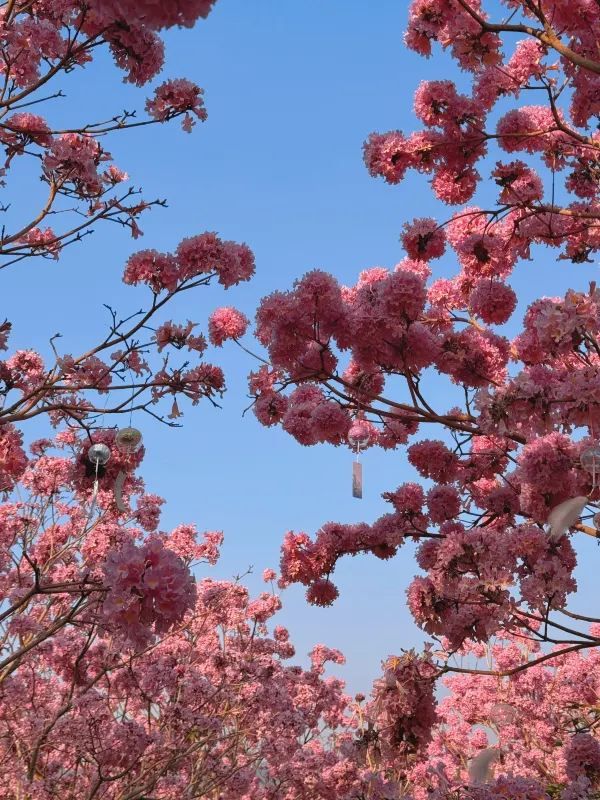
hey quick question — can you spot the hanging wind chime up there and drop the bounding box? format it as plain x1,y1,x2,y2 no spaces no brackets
114,426,143,512
581,444,600,532
85,368,145,514
86,442,111,515
548,443,600,540
348,416,370,499
85,426,143,514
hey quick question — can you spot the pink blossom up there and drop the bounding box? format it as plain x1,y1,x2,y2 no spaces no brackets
253,390,289,427
492,160,544,205
208,306,249,346
146,78,207,131
123,249,179,293
469,280,518,325
102,537,196,647
564,734,600,781
401,217,446,261
5,350,46,391
155,320,207,353
43,133,111,197
0,424,28,493
176,232,255,287
427,484,460,523
2,112,52,151
306,579,339,607
408,440,459,483
18,227,60,259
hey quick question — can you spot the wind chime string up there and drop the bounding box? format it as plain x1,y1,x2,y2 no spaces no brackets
128,367,135,428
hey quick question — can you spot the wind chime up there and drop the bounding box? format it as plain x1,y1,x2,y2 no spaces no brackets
86,426,143,514
549,443,600,540
86,441,111,515
348,416,370,499
580,443,600,531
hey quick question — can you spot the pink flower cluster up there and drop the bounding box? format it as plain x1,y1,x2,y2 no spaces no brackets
155,320,207,353
366,651,437,764
17,227,60,259
43,134,113,198
0,424,28,493
146,78,207,132
563,733,600,782
469,280,517,325
102,537,196,647
123,234,255,293
282,385,351,446
88,0,218,30
361,0,599,267
401,217,446,261
208,306,250,346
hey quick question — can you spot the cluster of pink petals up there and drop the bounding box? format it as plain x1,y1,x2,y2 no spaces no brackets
208,306,250,346
492,159,544,205
17,227,60,259
4,349,46,391
306,578,339,607
167,524,223,564
405,0,502,69
123,233,255,293
401,217,446,261
0,424,28,493
102,536,196,647
282,385,351,446
366,651,437,764
43,133,113,198
177,233,255,287
150,363,225,409
0,15,66,88
146,78,207,132
563,733,600,781
360,0,600,269
1,112,52,150
155,320,207,353
88,0,218,30
469,280,517,325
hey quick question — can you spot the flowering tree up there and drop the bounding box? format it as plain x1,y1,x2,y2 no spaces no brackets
3,1,600,797
0,430,387,799
346,629,600,799
0,3,376,799
0,0,259,455
237,0,600,794
415,631,600,799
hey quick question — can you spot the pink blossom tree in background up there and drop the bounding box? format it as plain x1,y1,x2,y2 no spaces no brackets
1,432,380,798
237,0,600,796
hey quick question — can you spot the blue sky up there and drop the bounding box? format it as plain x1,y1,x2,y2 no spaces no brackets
4,0,598,694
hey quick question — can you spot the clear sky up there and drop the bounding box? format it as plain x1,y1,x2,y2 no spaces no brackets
4,0,598,695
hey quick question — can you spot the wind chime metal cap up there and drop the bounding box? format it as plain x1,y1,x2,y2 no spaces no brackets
348,432,370,449
87,442,111,466
347,414,371,450
114,426,143,454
